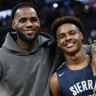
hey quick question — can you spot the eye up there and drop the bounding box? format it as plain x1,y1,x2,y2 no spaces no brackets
59,34,65,39
70,30,77,35
19,18,26,23
30,17,38,22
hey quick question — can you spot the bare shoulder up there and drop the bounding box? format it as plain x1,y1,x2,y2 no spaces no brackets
50,72,58,85
49,72,61,96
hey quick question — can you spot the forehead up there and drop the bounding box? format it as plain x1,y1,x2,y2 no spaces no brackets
56,23,79,34
15,7,38,19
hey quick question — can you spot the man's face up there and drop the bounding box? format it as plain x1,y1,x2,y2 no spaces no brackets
12,7,40,43
56,23,83,55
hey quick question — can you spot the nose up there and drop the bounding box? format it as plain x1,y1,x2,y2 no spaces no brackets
65,34,71,41
26,20,33,28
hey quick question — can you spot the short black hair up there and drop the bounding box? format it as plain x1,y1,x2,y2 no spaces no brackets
11,2,40,19
51,16,85,41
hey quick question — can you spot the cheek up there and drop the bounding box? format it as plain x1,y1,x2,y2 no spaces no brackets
57,39,64,48
74,34,81,40
35,23,40,28
16,23,24,29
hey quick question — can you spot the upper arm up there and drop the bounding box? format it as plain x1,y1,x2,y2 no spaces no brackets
0,63,2,80
0,50,4,81
49,72,61,96
0,61,3,81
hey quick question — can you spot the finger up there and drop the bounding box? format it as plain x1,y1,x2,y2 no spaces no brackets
94,63,96,76
91,63,96,76
92,55,96,76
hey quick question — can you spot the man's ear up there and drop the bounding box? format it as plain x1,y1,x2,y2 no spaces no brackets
57,40,60,48
12,20,16,30
38,18,40,28
80,32,83,40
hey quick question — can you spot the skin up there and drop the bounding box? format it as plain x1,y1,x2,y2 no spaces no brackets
49,72,61,96
12,7,40,50
56,23,83,56
50,23,90,96
92,54,96,76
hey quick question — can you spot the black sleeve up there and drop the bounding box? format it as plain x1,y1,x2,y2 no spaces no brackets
83,44,92,57
0,62,3,81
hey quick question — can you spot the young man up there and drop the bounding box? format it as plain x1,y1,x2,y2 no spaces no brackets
50,16,96,96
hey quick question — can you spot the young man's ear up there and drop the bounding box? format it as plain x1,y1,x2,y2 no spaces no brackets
80,32,83,40
12,20,16,30
57,40,60,48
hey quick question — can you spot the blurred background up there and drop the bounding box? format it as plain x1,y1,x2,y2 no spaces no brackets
0,0,96,47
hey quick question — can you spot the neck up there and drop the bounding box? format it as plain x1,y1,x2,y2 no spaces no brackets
64,47,90,70
16,37,37,50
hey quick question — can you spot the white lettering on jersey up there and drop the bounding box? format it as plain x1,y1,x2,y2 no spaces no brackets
70,80,95,95
76,82,83,93
88,80,93,89
73,84,79,94
81,81,88,91
70,86,77,95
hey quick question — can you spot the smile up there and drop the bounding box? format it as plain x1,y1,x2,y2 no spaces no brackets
23,30,35,34
64,43,74,48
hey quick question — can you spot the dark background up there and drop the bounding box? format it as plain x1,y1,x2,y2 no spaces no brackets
0,0,96,47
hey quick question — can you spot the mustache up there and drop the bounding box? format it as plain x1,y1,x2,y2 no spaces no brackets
21,28,40,32
65,39,73,43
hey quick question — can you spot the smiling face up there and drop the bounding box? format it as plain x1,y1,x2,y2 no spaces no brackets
12,7,40,43
56,23,83,55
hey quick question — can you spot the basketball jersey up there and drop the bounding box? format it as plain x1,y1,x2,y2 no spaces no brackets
56,62,96,96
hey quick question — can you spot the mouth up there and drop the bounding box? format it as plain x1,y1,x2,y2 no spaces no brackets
64,42,74,48
23,30,36,34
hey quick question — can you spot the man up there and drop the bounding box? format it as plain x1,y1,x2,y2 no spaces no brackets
49,16,96,96
0,2,58,96
0,2,95,96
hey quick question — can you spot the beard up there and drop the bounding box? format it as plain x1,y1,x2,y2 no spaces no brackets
17,30,39,43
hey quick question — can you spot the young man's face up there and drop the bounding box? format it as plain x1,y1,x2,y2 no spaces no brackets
12,7,40,43
56,23,83,55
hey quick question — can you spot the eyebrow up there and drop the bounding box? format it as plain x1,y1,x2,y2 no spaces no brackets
18,17,27,21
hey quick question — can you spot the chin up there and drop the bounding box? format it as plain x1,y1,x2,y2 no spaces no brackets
64,47,79,55
26,36,34,40
25,34,38,43
17,30,39,42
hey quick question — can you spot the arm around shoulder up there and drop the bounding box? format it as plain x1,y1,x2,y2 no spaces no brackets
83,44,92,55
49,72,61,96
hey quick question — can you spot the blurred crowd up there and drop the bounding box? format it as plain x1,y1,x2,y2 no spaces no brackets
0,0,96,47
